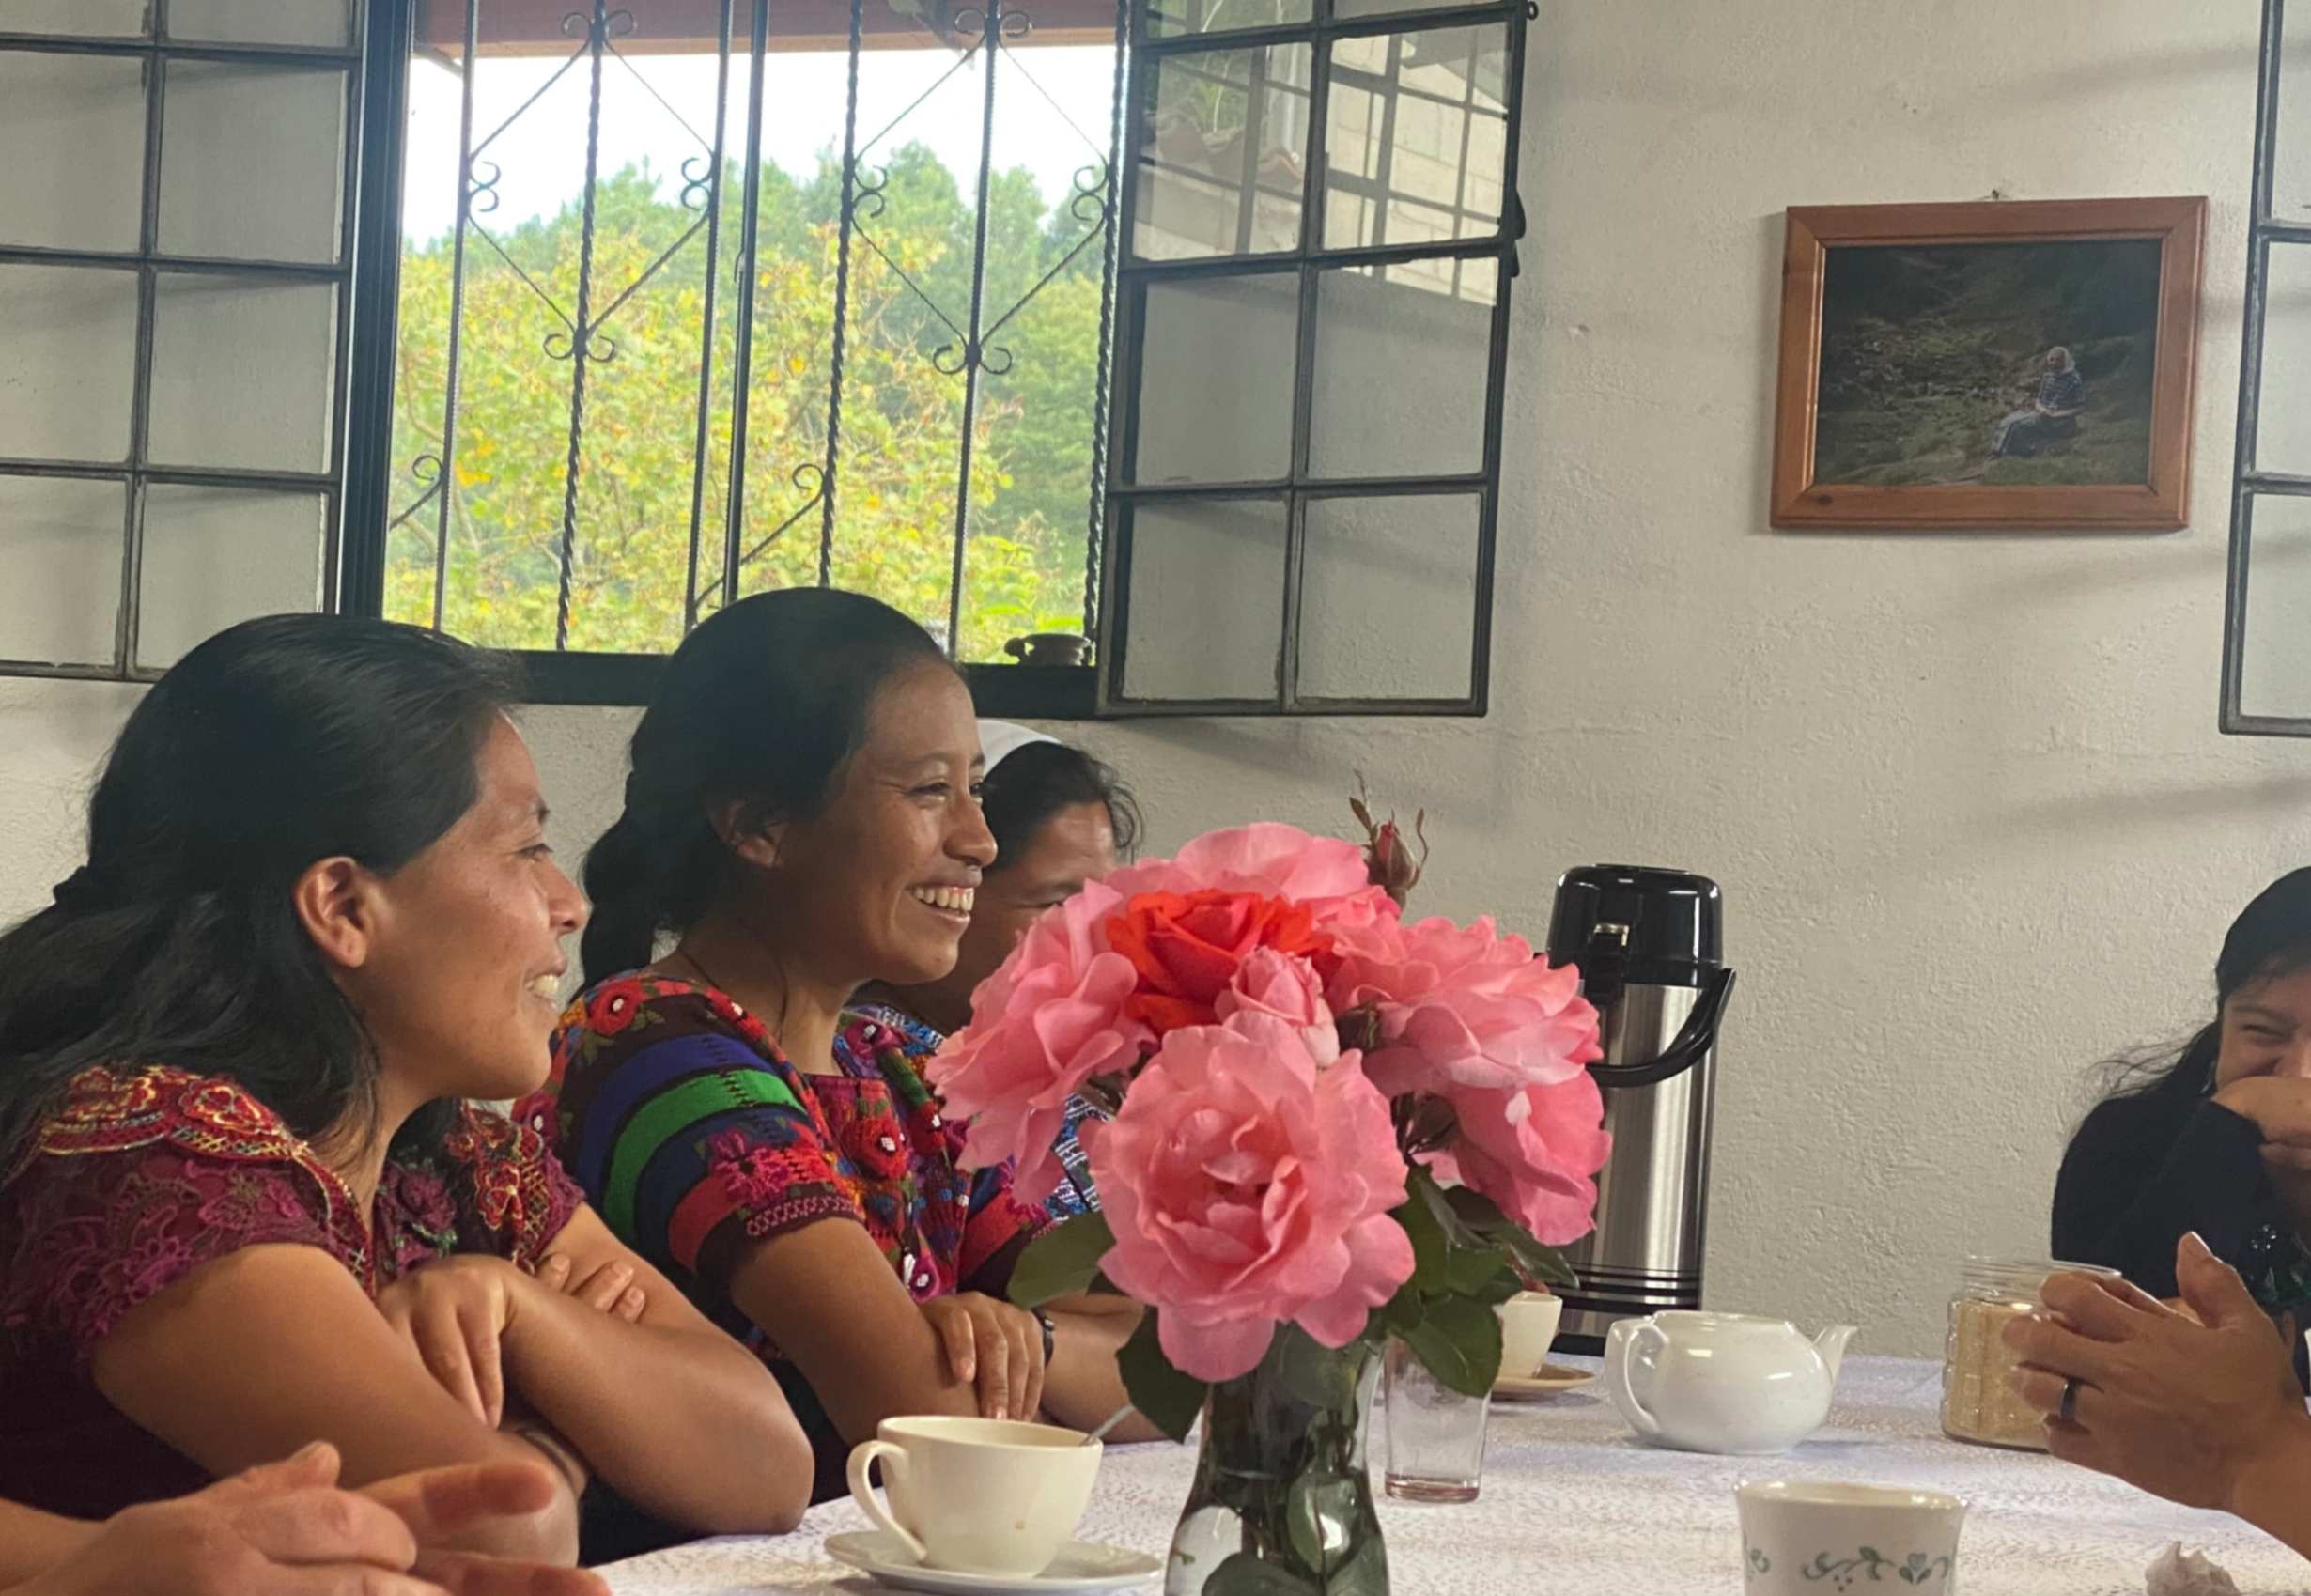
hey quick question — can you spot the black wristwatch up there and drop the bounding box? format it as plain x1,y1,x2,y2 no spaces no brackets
1033,1309,1056,1365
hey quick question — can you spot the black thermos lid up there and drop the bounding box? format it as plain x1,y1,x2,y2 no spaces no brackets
1546,865,1723,978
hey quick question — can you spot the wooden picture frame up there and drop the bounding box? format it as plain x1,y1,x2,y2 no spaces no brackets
1770,196,2206,531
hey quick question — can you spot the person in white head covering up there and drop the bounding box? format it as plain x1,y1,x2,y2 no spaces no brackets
856,721,1140,1216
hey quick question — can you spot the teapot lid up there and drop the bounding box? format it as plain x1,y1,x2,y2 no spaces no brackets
1547,865,1722,974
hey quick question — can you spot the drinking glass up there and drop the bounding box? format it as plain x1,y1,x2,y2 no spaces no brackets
1382,1336,1488,1503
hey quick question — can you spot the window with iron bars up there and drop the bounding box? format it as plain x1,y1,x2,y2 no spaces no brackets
0,0,1525,715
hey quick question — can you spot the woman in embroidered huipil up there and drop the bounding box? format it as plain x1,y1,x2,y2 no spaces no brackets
0,616,810,1556
520,590,1156,1503
856,722,1142,1219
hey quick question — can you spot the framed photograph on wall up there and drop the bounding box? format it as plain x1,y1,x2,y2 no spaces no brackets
1770,196,2206,530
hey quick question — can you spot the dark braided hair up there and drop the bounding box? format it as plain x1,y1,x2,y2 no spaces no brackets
0,615,517,1159
581,588,949,983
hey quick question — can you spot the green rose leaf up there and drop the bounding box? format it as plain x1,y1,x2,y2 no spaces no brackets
1324,1534,1389,1596
1393,1178,1453,1290
1205,1552,1321,1596
1006,1211,1116,1309
1442,1185,1575,1289
1399,1291,1502,1397
1443,1245,1523,1304
1118,1309,1209,1443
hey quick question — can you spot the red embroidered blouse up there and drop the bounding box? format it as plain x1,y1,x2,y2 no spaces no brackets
0,1064,582,1519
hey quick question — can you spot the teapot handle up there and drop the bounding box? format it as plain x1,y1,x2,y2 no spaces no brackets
1606,1321,1667,1437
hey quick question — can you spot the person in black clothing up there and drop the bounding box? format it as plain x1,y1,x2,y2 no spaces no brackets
2055,868,2311,1322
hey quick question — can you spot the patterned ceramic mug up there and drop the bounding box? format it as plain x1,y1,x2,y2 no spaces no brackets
1735,1480,1965,1594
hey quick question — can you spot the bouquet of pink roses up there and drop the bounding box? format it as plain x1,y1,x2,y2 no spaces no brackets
927,803,1611,1437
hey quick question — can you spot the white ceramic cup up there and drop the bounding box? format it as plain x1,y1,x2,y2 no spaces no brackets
1735,1481,1965,1595
1496,1291,1563,1380
846,1415,1102,1577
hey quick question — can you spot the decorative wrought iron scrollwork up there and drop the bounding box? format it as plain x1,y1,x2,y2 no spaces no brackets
851,163,891,222
468,159,503,216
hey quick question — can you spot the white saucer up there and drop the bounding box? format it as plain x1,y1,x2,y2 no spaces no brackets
1493,1363,1596,1401
824,1530,1163,1593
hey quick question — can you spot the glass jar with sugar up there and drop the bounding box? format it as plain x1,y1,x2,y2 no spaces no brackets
1941,1256,2120,1449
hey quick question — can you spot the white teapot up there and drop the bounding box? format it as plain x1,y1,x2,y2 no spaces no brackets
1604,1310,1856,1456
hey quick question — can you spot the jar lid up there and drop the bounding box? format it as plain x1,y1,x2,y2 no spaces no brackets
1957,1255,2119,1304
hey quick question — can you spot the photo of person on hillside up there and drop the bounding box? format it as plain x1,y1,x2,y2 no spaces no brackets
1809,238,2162,488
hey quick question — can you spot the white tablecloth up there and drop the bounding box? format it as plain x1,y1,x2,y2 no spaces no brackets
600,1356,2310,1594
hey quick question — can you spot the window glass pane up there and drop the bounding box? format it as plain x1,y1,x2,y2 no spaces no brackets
0,263,138,463
2279,0,2311,220
1296,490,1476,700
1118,497,1283,700
2,0,147,33
0,53,146,253
1334,0,1494,19
167,0,355,48
135,486,325,670
1145,0,1310,39
0,474,123,667
1132,43,1311,260
147,275,338,473
2238,495,2311,720
1129,272,1298,484
1323,23,1507,251
1309,257,1493,477
2258,243,2311,473
159,61,347,263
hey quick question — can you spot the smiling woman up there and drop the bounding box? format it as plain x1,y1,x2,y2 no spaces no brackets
2055,868,2311,1333
520,588,1159,1511
0,616,812,1559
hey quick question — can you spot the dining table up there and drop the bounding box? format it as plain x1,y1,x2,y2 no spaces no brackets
599,1355,2310,1594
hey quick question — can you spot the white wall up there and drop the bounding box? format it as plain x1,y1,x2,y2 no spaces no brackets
2,0,2303,1357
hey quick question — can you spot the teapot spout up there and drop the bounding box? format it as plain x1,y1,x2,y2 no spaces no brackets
1812,1325,1858,1384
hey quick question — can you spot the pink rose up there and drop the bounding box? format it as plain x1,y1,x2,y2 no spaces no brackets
1329,915,1603,1098
1426,1069,1612,1246
1214,947,1339,1065
929,879,1153,1202
1088,1013,1414,1382
1106,824,1399,937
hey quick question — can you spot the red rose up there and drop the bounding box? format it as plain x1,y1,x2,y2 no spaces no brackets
1105,889,1334,1034
587,978,648,1036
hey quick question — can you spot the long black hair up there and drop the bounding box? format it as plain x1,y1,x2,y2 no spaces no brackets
982,741,1140,869
581,588,948,982
2102,867,2311,1103
0,615,518,1159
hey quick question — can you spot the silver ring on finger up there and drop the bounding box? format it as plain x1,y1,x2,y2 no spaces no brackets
2058,1374,2083,1425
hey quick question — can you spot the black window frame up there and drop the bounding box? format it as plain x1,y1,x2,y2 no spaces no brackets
336,0,1522,720
0,4,370,682
2224,0,2311,735
1095,0,1527,717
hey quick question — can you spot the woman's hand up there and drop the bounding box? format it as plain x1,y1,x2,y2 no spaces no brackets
380,1252,655,1431
377,1257,529,1431
2002,1233,2311,1535
919,1294,1046,1423
15,1442,604,1596
534,1253,646,1324
2213,1075,2311,1145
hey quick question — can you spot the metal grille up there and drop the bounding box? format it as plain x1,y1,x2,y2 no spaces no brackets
371,0,1126,689
0,5,367,680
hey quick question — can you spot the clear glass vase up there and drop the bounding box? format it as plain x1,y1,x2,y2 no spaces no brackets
1164,1325,1389,1596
